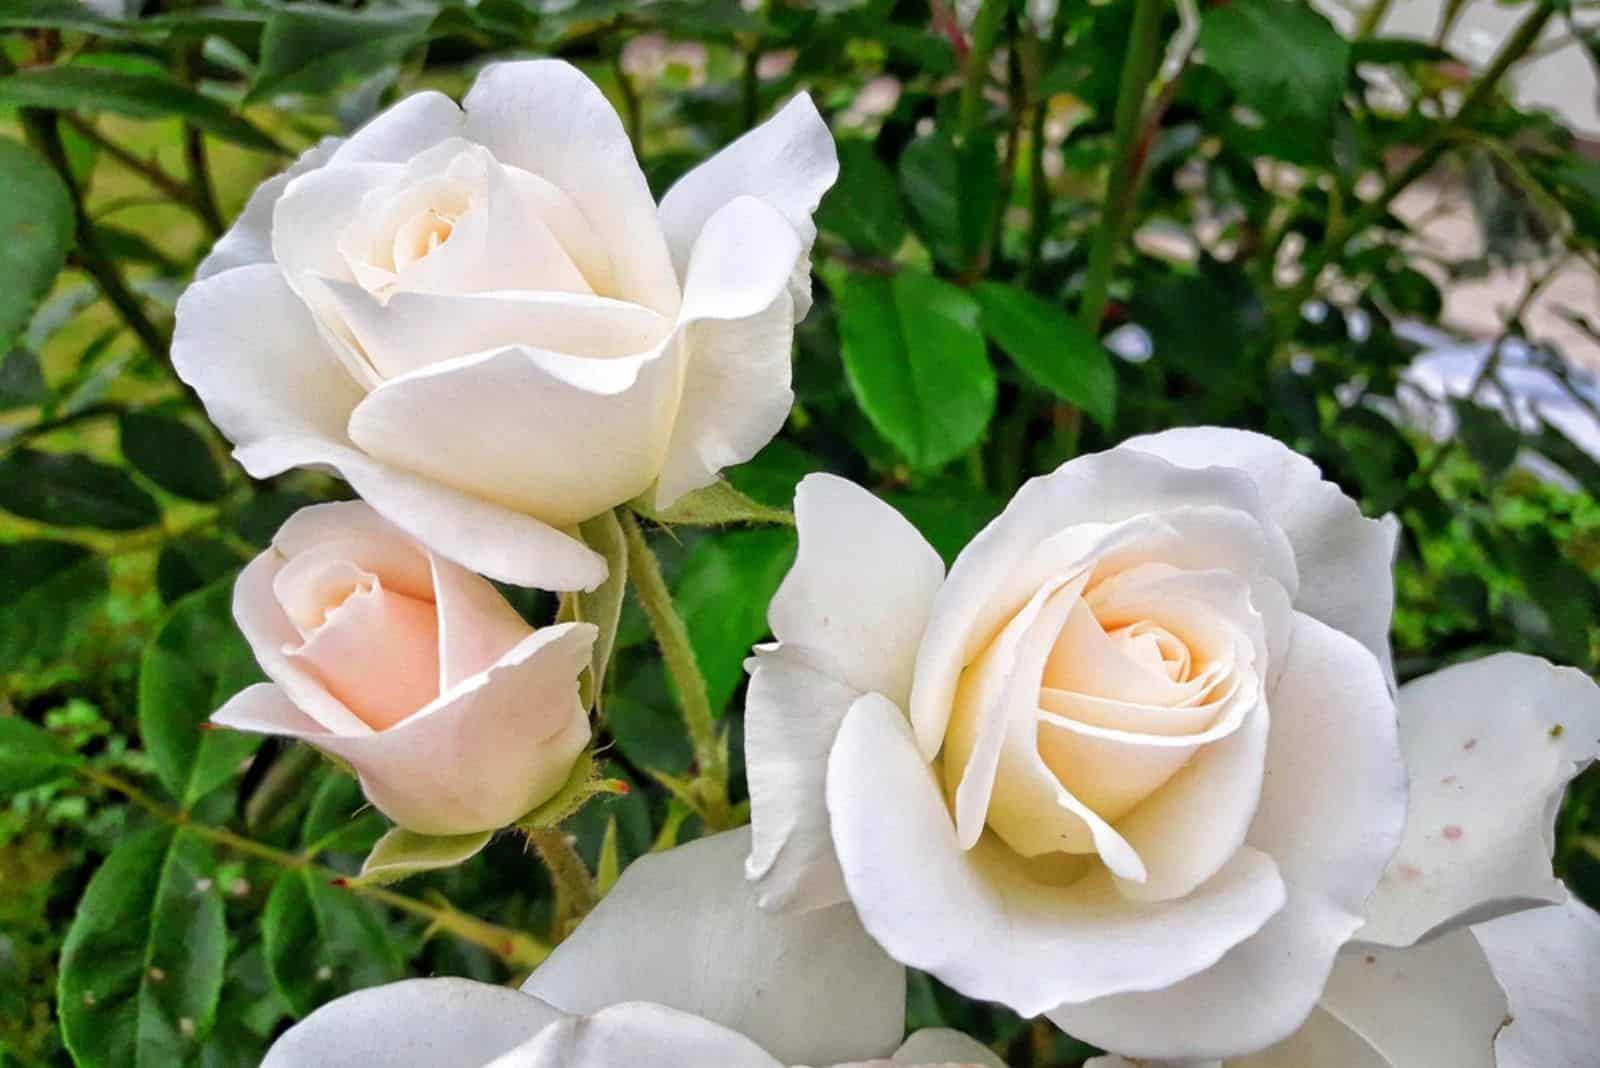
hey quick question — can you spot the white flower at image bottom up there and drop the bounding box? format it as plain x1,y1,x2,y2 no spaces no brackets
211,500,593,835
258,830,996,1068
173,59,838,591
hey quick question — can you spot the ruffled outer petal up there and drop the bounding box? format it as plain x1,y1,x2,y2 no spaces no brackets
654,195,806,507
1048,613,1407,1060
656,91,838,318
215,623,595,835
461,60,679,316
827,693,1287,1019
1475,894,1600,1068
259,977,561,1068
767,474,945,707
485,1003,781,1068
197,138,341,280
523,827,905,1067
1359,653,1600,948
1122,427,1399,687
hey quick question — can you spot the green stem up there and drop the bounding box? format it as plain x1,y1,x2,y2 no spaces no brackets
22,112,172,362
1354,0,1395,40
619,509,727,809
525,826,596,936
1077,0,1165,331
1280,1,1557,323
78,766,549,968
958,0,1009,143
176,42,224,238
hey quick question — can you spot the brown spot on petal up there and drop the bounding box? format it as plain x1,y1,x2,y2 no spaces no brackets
1397,863,1424,882
1463,738,1478,751
1364,954,1377,965
1441,775,1458,786
1443,825,1464,841
1550,724,1565,739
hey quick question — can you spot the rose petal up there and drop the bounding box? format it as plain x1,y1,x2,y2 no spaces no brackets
910,451,1296,761
767,474,945,707
1309,933,1505,1068
1475,894,1600,1068
1228,1011,1384,1068
198,138,341,280
522,827,905,1066
1048,613,1407,1059
325,90,464,167
212,682,328,737
744,649,859,913
657,92,837,318
429,550,535,689
172,264,365,453
462,60,680,316
1359,653,1600,948
232,435,608,591
828,693,1286,1018
890,1029,1008,1068
346,343,679,528
306,623,595,834
484,1003,782,1068
318,281,670,381
270,501,434,598
274,162,405,288
259,977,560,1068
1122,427,1399,687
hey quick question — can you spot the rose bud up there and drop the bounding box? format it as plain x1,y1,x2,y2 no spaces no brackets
212,501,594,835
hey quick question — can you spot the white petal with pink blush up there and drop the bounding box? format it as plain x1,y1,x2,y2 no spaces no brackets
213,500,593,835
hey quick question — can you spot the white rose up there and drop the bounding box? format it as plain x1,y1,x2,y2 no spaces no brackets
744,427,1411,1060
1085,653,1600,1068
174,60,837,591
212,501,593,835
260,829,995,1068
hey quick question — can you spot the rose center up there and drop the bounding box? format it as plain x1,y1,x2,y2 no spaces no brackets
392,206,458,271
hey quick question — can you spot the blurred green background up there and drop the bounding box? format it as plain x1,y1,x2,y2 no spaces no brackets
2,1,1599,1065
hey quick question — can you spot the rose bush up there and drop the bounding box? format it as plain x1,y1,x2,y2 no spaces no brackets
211,500,593,835
745,427,1411,1060
172,59,837,591
257,830,979,1068
1086,654,1600,1067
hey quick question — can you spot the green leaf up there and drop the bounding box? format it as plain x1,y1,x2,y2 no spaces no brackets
633,479,795,527
570,511,628,710
898,131,997,270
0,540,107,674
835,270,996,471
301,771,386,856
354,826,493,887
155,536,240,604
120,412,228,502
1452,401,1520,479
819,139,907,255
262,870,402,1019
0,449,160,530
0,138,73,357
0,347,48,411
674,526,797,715
249,5,435,103
515,749,628,830
58,826,227,1068
0,67,279,153
0,715,81,792
139,582,263,808
972,282,1117,425
1199,0,1349,158
605,692,694,776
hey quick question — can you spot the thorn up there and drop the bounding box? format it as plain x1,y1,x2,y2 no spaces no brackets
197,722,218,732
329,877,349,889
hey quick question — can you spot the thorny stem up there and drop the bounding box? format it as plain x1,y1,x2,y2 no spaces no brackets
618,508,730,825
78,766,550,969
525,826,597,936
1076,0,1166,332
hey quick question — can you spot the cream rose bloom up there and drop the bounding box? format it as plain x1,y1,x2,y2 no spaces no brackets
174,59,837,591
260,830,988,1068
212,501,593,835
1089,654,1600,1068
744,427,1411,1060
